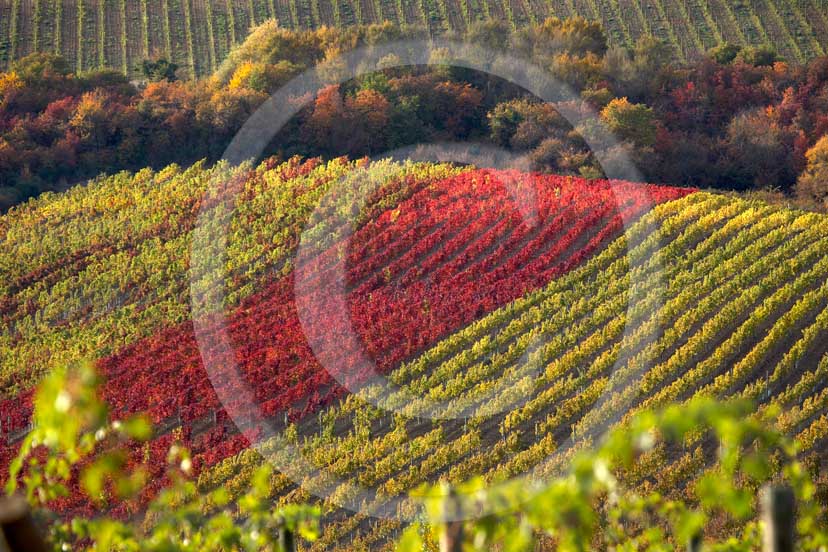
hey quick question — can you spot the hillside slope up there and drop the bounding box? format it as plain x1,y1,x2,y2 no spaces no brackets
205,188,828,550
1,0,827,77
3,158,828,549
0,157,687,506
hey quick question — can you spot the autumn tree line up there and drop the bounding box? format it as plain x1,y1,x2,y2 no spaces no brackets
2,17,828,211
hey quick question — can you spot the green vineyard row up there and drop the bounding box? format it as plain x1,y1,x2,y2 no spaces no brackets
190,191,828,549
2,0,828,77
0,158,465,395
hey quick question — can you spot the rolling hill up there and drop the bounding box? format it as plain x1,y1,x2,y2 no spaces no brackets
1,0,828,78
2,158,828,549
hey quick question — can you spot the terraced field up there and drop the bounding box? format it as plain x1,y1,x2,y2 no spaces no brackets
3,157,828,549
0,0,827,77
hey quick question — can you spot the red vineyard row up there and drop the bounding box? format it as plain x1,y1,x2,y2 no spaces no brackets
0,170,692,514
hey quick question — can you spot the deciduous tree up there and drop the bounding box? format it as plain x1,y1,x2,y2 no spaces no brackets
796,134,828,207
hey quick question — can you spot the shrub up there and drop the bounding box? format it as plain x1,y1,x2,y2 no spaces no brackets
141,58,179,82
400,398,828,551
708,42,741,64
736,45,779,67
600,97,657,147
796,135,828,208
7,363,321,550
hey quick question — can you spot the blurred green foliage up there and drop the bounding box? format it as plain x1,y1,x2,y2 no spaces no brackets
6,363,320,551
398,399,827,551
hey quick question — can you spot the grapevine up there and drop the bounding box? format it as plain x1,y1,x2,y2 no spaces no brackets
140,0,149,58
77,0,84,72
4,156,828,551
98,0,106,67
333,0,343,26
311,0,323,25
54,0,61,54
225,0,236,43
205,0,217,72
761,0,805,62
120,0,127,73
353,0,363,25
182,0,196,77
288,0,299,28
9,0,19,62
248,0,257,25
162,0,172,57
33,0,41,52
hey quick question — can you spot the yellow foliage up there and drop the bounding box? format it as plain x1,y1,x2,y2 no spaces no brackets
600,96,657,146
228,61,256,91
0,71,23,105
805,134,828,167
796,135,828,207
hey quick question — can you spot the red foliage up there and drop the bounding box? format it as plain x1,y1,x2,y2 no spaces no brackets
0,170,692,513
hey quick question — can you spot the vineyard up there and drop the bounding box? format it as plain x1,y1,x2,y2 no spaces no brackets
2,157,828,548
1,0,828,77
